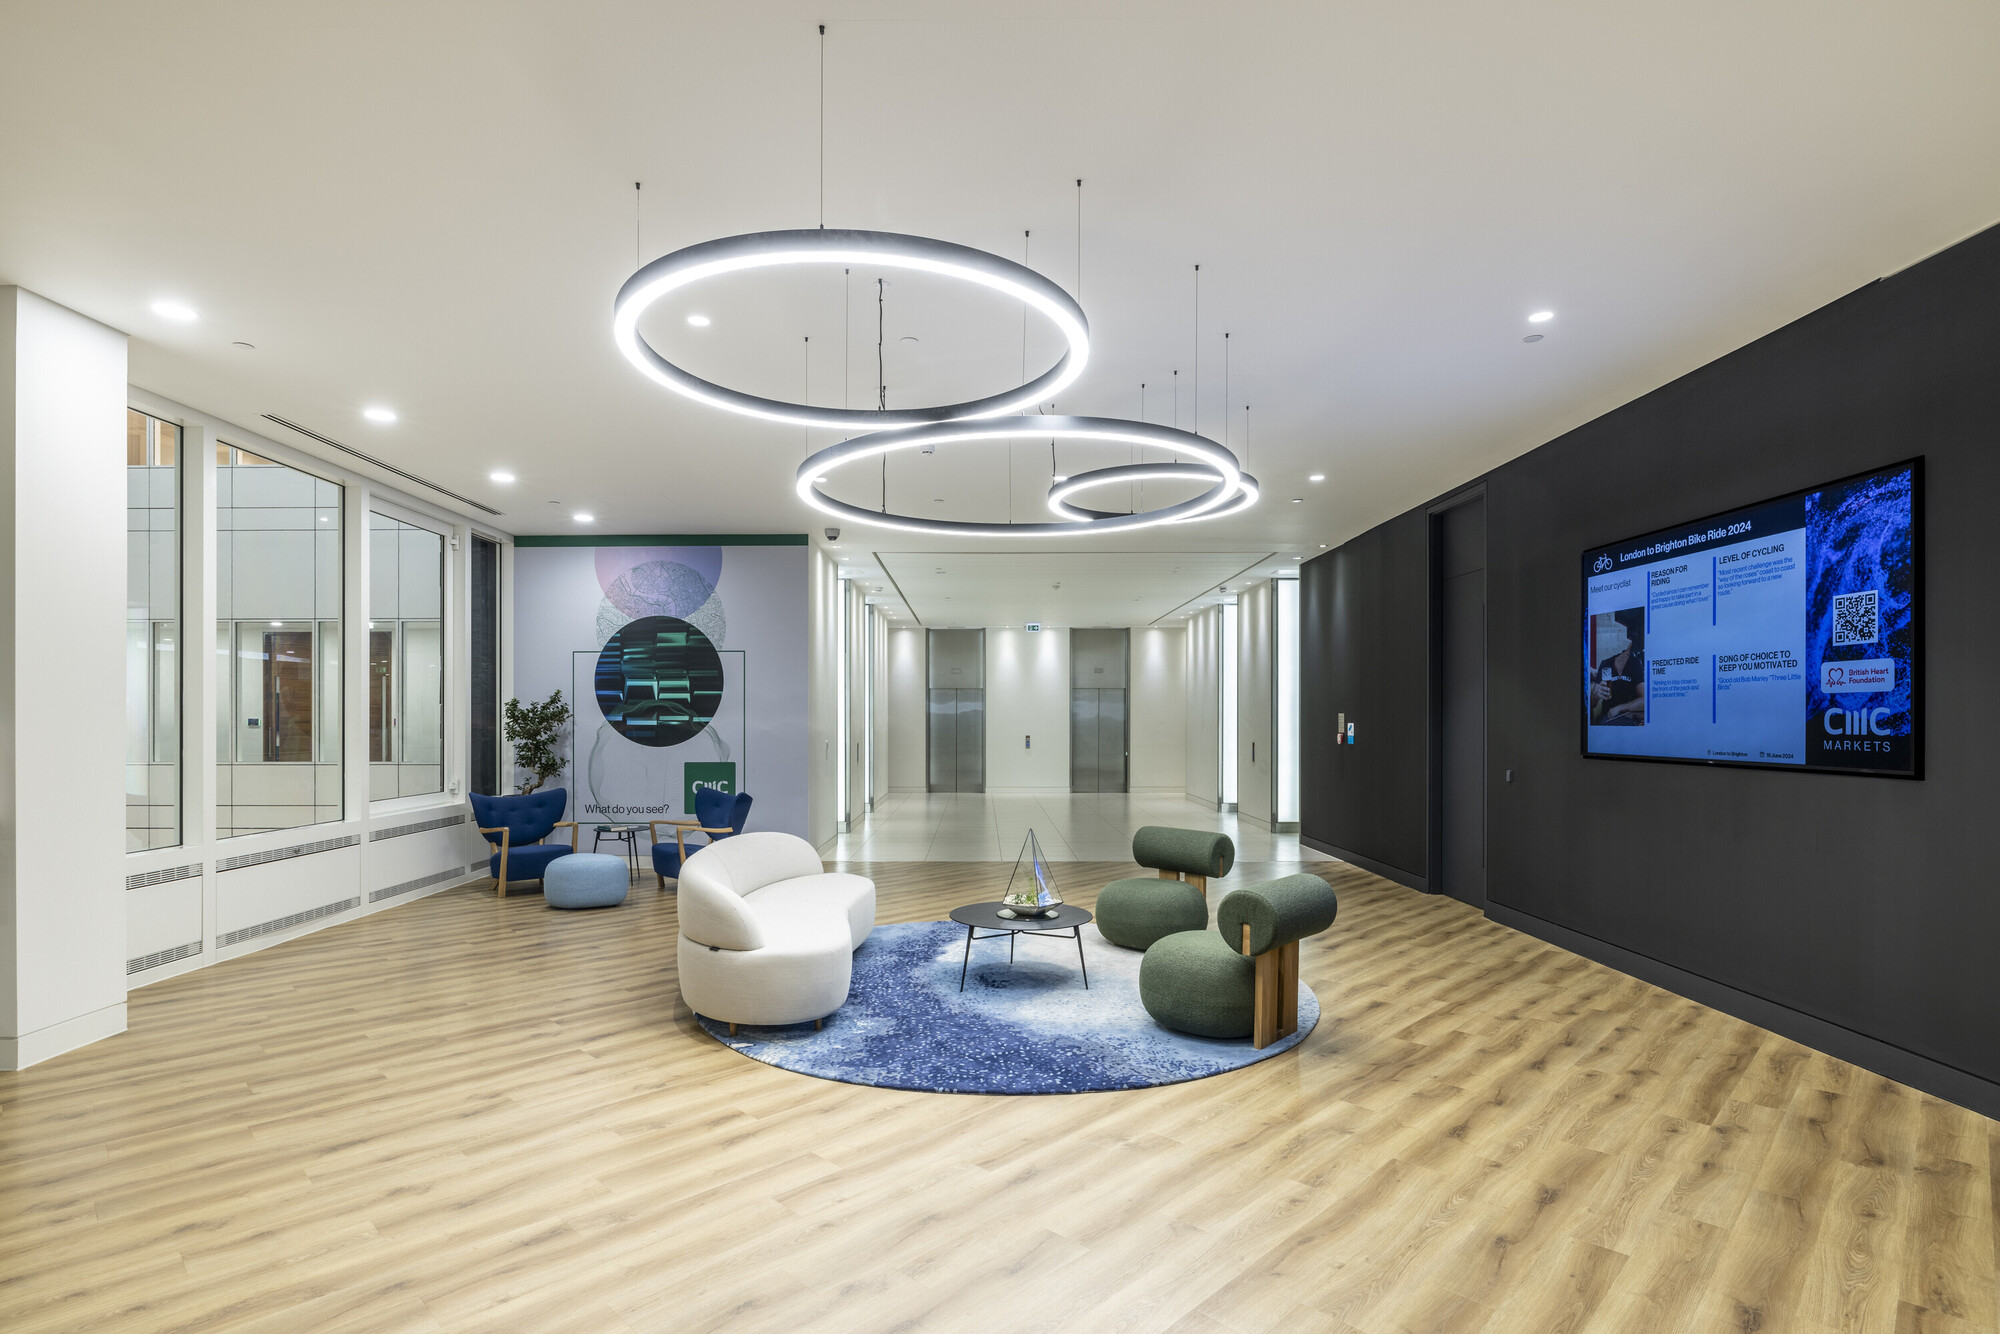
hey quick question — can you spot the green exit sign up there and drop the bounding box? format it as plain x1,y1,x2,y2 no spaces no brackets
684,762,736,816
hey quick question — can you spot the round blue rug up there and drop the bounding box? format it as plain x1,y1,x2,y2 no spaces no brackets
693,919,1319,1094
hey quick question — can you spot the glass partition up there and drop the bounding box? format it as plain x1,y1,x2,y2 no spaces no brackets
216,443,343,837
368,512,445,798
126,409,181,850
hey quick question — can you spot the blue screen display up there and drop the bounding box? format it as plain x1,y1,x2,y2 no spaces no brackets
1581,460,1918,775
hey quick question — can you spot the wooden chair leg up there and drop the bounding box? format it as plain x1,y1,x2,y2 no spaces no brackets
1246,923,1282,1049
728,1022,738,1037
814,1018,822,1031
656,874,665,890
1277,938,1299,1040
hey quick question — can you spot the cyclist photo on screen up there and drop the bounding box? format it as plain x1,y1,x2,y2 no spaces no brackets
1589,607,1647,726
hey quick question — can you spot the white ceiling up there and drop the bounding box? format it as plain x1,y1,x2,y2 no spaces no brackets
877,550,1287,628
4,2,1998,623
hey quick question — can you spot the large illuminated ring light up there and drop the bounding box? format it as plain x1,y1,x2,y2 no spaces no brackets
1049,462,1261,523
796,416,1250,537
613,229,1090,431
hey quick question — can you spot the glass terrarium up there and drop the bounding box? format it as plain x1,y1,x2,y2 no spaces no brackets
999,830,1063,918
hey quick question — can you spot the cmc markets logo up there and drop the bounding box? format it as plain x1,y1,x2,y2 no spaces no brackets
1824,706,1893,736
1592,553,1613,574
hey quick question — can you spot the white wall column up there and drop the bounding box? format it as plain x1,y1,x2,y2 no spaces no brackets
1237,581,1275,829
1275,578,1300,829
868,606,888,809
805,544,838,849
0,287,129,1068
887,627,926,790
1129,626,1186,792
1184,607,1221,808
842,579,865,831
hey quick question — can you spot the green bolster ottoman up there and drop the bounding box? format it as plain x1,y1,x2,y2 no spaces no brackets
1095,877,1209,951
1139,930,1255,1039
1217,874,1339,955
1131,826,1235,880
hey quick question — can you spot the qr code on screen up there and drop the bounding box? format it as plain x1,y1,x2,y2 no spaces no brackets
1831,589,1879,646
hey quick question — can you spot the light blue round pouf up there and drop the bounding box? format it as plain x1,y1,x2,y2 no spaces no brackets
543,853,629,909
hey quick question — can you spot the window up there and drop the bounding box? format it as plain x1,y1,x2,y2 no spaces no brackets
216,445,343,837
368,511,445,798
126,409,180,850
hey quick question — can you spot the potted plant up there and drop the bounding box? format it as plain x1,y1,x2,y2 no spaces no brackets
503,690,573,794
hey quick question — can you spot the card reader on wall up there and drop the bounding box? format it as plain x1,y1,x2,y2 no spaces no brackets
1025,735,1031,749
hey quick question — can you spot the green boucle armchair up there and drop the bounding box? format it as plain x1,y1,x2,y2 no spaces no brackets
1138,874,1338,1047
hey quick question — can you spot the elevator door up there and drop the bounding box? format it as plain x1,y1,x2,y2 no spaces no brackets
1069,690,1128,792
927,689,986,792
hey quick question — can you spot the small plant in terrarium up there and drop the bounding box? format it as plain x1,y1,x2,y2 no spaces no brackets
999,830,1062,919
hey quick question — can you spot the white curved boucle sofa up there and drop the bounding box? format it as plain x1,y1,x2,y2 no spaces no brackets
676,832,875,1031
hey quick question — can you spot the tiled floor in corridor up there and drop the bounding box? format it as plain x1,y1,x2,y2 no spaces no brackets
828,791,1304,862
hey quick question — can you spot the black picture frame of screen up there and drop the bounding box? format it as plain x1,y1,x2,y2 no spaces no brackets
1578,457,1922,779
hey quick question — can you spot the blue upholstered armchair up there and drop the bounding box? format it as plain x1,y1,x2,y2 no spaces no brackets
470,788,578,898
649,789,752,888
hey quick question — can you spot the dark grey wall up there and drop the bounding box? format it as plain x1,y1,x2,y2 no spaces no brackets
1300,509,1430,886
1300,220,2000,1111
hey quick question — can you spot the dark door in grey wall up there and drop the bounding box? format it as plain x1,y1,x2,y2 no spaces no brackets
1438,496,1487,905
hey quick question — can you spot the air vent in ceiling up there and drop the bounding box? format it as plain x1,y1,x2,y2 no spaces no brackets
262,415,503,516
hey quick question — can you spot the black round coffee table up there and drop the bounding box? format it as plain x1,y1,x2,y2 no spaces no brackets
948,901,1094,992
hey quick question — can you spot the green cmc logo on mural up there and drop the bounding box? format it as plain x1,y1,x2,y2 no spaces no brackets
684,762,736,816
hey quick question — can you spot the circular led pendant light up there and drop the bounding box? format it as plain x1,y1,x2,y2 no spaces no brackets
796,416,1250,537
613,228,1090,431
1049,462,1261,523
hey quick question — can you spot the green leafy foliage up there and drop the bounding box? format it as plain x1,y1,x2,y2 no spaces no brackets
503,690,573,795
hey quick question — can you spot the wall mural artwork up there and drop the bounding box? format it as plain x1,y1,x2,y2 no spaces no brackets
595,616,724,747
577,548,738,825
513,538,806,839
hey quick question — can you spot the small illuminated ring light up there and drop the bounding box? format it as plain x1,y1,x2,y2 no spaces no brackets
1048,462,1260,523
796,416,1246,537
614,228,1090,430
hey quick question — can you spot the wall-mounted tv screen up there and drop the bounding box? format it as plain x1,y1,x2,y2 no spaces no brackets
1581,459,1918,776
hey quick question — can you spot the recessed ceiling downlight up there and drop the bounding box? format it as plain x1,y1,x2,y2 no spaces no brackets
1528,310,1555,323
489,470,516,484
686,314,711,327
151,300,198,322
363,406,397,424
573,512,595,523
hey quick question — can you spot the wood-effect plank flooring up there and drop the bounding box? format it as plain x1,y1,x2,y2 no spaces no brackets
1,859,1993,1334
